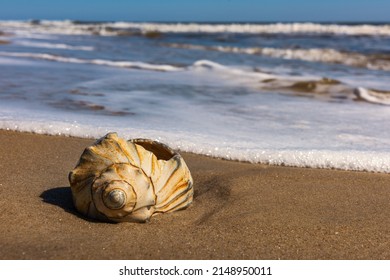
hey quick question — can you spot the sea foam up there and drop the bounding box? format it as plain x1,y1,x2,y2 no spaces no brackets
1,21,390,36
1,21,389,173
1,108,390,173
167,43,390,71
15,40,94,51
0,60,390,173
0,51,387,104
0,51,181,71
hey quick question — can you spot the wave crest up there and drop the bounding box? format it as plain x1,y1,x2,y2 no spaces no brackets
1,20,390,36
167,43,390,71
2,51,390,106
354,87,390,105
15,40,94,51
0,51,181,71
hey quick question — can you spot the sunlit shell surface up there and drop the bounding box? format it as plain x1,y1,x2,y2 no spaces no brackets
69,133,193,223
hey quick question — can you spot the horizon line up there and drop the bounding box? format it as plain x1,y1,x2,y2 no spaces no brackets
2,19,390,24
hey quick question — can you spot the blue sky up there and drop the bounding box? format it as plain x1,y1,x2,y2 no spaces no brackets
0,0,389,22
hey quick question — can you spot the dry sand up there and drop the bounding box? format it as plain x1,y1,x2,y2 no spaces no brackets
0,129,389,259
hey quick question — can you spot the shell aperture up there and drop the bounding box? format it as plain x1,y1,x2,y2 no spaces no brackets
69,133,194,223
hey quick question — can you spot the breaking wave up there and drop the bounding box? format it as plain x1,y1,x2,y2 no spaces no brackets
1,20,390,36
354,87,390,105
15,40,94,51
0,51,181,71
1,50,389,106
166,43,390,71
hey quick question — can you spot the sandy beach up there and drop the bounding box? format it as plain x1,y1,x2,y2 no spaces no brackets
0,129,389,259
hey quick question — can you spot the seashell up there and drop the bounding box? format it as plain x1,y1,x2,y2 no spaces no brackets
69,133,193,223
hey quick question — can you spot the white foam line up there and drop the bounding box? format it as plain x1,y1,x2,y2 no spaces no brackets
190,59,390,106
0,51,181,71
108,22,390,36
15,40,94,51
1,119,390,173
0,50,342,91
2,50,389,107
355,87,390,105
0,51,262,74
168,43,390,71
191,59,275,80
1,21,390,36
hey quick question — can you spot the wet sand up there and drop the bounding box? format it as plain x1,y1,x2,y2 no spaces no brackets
0,130,389,259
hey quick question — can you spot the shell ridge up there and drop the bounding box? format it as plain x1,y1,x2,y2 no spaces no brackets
129,172,155,212
91,134,130,164
155,179,192,210
154,157,180,194
134,144,142,163
154,187,193,213
147,154,158,204
169,191,193,212
127,142,142,167
134,144,154,177
151,159,165,188
161,158,181,190
114,141,132,166
97,162,142,178
85,146,113,163
155,156,186,197
113,138,141,167
89,144,119,163
70,174,95,193
69,148,114,187
155,177,188,207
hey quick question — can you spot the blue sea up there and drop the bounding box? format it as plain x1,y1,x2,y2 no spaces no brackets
0,20,389,172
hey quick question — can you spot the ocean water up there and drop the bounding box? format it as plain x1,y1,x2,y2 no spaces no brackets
0,20,390,172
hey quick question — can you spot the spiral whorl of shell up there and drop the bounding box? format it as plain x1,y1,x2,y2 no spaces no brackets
69,133,193,222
